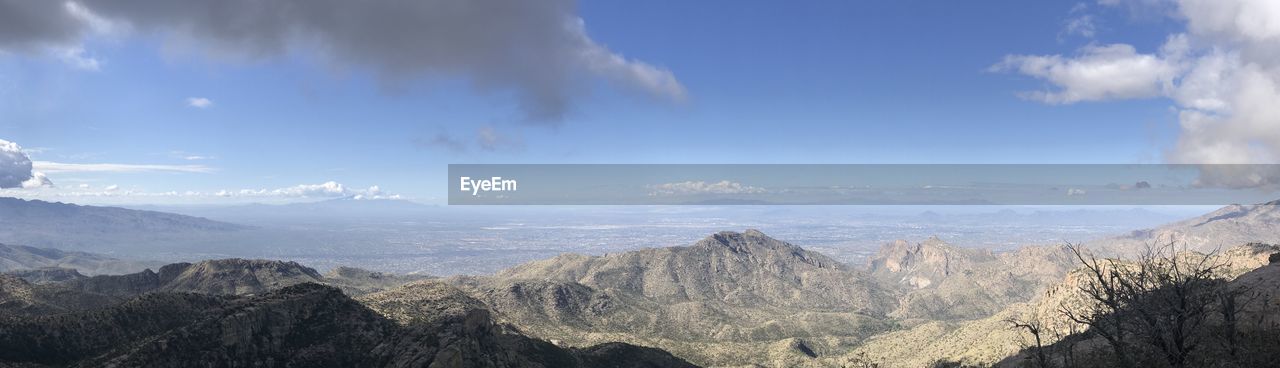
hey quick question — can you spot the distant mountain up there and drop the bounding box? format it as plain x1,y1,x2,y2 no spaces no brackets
143,197,442,224
0,197,247,254
453,230,898,367
0,197,244,232
0,243,156,275
1094,200,1280,255
916,207,1187,228
0,282,695,367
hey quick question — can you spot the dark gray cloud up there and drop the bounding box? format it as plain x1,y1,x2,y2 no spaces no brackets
1192,165,1280,190
415,132,468,153
0,0,685,122
0,0,85,51
416,125,523,153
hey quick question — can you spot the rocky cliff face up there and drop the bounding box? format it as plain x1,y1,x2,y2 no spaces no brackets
869,236,996,289
866,237,1076,321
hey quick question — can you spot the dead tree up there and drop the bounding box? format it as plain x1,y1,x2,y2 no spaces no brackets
1063,242,1135,368
1007,316,1050,368
1062,241,1229,368
1121,241,1224,368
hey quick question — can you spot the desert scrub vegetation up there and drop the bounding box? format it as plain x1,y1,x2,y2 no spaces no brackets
1005,241,1280,368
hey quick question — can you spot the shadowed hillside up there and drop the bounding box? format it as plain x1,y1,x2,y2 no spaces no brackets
0,282,696,367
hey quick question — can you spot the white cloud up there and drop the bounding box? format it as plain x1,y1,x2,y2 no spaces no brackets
186,97,213,108
1063,4,1100,39
648,180,767,196
21,171,54,188
1067,188,1087,196
991,42,1182,104
0,138,39,189
1180,0,1280,49
169,151,214,160
996,0,1280,180
56,46,101,71
215,181,400,200
272,181,348,197
569,19,687,103
2,181,402,205
1064,14,1098,38
32,161,214,173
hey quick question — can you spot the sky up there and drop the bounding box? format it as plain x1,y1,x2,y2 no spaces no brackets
1,0,1277,205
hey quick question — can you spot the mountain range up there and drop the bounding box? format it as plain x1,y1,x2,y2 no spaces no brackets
2,200,1280,367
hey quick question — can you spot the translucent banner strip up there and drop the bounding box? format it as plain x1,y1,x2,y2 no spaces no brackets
447,164,1280,205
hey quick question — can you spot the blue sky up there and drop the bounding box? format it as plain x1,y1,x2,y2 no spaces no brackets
1,0,1274,204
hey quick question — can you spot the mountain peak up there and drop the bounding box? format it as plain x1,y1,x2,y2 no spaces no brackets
695,229,799,254
921,235,949,248
158,258,324,295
